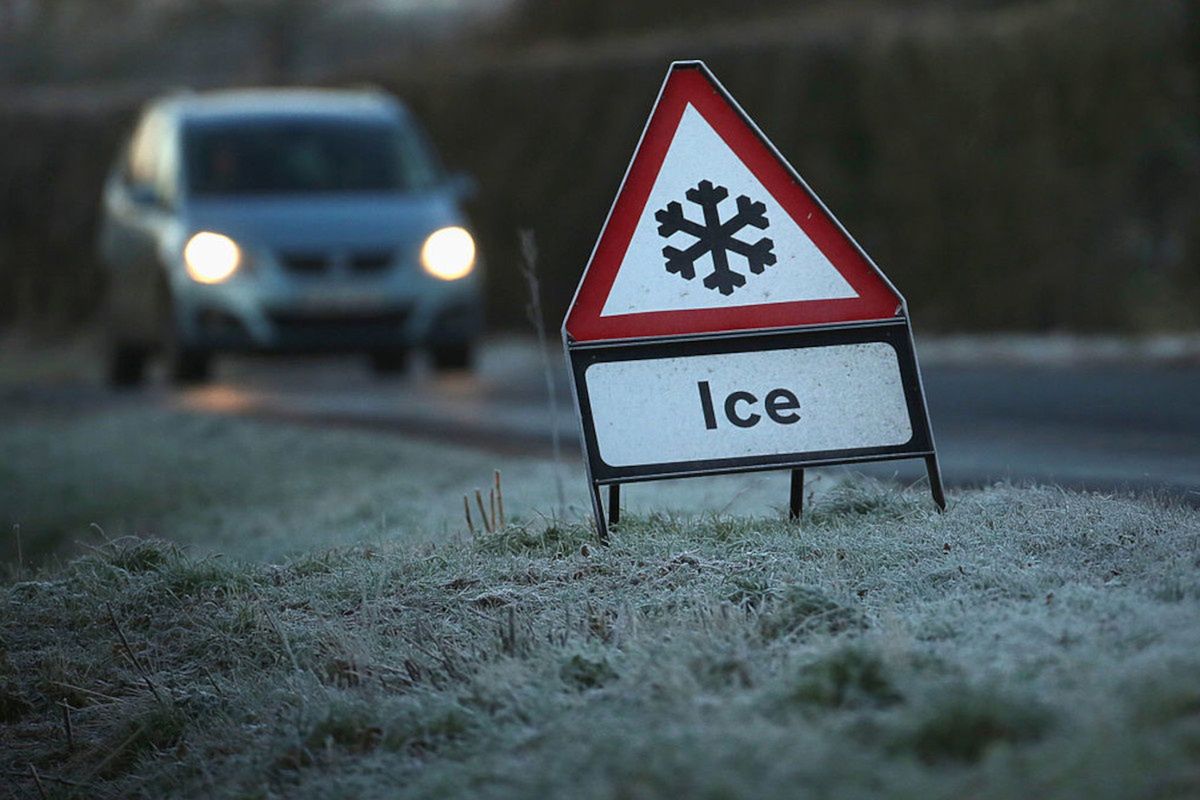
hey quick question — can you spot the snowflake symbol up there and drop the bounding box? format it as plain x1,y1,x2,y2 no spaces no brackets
654,179,777,295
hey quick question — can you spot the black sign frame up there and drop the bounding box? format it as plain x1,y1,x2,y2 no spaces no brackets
564,318,944,540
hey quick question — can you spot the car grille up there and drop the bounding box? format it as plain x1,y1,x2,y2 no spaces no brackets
349,251,392,274
279,250,396,276
281,253,329,274
267,308,411,340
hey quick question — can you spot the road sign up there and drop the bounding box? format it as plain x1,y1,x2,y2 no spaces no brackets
563,61,944,538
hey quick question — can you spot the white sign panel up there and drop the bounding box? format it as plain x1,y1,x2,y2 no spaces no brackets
584,343,912,467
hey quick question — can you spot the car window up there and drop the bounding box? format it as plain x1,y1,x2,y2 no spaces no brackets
153,123,180,207
183,117,441,196
126,112,166,190
119,110,180,208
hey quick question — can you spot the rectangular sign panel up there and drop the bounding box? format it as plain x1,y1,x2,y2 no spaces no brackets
585,342,912,467
568,322,935,484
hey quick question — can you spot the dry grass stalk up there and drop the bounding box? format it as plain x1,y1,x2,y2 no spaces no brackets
29,764,48,799
519,229,567,514
105,602,166,708
474,489,492,534
50,681,118,704
494,470,506,527
201,666,225,698
463,495,476,536
12,524,22,580
1,769,87,789
60,702,74,751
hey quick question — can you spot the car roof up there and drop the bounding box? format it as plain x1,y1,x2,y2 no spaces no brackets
155,88,408,125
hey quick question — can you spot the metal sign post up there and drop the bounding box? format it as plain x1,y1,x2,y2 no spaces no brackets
562,61,944,540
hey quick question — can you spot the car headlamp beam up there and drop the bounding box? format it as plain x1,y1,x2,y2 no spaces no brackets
420,226,475,281
184,232,241,284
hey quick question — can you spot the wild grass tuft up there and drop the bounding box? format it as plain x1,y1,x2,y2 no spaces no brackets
473,521,592,558
94,703,191,779
807,479,927,526
560,652,619,690
758,585,866,640
786,645,901,710
901,685,1054,764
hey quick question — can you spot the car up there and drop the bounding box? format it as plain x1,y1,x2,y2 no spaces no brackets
98,87,483,386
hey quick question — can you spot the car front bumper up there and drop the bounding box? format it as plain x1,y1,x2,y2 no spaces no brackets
173,274,483,353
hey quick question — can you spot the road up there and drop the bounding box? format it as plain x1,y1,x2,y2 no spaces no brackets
158,337,1200,503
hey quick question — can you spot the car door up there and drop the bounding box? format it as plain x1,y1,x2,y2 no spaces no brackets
100,109,179,344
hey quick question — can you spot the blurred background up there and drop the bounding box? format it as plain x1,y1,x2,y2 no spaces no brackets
1,0,1197,336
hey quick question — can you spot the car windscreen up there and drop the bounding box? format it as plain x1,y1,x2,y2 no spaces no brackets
184,117,441,196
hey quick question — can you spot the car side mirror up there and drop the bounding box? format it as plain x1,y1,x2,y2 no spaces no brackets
446,172,478,202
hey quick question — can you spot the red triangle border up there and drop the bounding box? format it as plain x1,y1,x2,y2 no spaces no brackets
564,62,904,343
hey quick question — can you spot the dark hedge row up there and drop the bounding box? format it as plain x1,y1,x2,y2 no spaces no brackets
2,0,1196,333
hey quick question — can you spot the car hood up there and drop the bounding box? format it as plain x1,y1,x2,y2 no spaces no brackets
183,193,463,252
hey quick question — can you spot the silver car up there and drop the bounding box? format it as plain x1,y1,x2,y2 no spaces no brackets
98,88,482,385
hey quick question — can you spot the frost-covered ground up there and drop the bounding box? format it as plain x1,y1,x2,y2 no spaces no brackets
2,483,1198,799
2,401,1199,799
0,403,839,566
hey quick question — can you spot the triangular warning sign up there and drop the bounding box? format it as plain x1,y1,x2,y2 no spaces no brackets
565,61,904,342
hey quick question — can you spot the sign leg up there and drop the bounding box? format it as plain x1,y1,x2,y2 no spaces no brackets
789,468,804,520
608,483,621,527
925,454,947,511
590,482,609,542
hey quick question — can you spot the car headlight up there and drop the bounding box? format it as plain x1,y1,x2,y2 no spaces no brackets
184,231,241,284
420,226,475,281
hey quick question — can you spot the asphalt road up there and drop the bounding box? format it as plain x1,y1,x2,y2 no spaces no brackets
160,338,1200,502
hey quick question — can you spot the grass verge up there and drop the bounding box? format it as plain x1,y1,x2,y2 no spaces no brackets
0,399,842,568
2,482,1198,798
0,402,581,566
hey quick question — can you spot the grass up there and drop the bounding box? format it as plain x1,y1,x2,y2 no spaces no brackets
0,398,826,567
2,385,1198,797
0,402,581,566
2,478,1198,798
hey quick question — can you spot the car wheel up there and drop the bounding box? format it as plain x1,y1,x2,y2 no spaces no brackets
370,348,410,375
109,343,149,388
170,348,212,385
157,286,212,386
430,343,473,372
